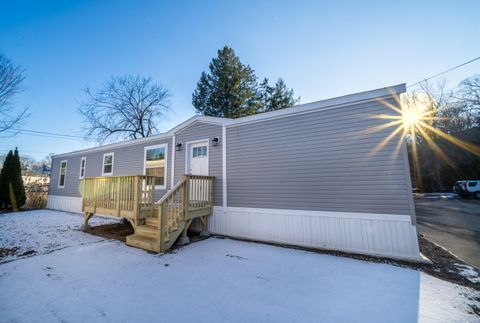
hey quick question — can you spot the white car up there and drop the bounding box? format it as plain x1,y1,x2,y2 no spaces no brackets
454,180,480,198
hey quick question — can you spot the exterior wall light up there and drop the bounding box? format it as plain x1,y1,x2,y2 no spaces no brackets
175,142,182,151
212,137,219,147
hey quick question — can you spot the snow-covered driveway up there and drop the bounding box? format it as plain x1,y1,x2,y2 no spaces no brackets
1,210,479,323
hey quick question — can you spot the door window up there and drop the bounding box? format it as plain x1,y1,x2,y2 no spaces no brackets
192,146,207,158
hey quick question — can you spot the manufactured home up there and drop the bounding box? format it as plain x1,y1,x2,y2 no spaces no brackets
48,84,421,261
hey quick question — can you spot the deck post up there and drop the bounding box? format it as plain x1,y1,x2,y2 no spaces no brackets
158,204,165,252
81,178,86,213
92,179,97,213
82,212,94,232
183,175,190,221
182,176,190,240
133,176,140,221
150,177,155,217
200,177,213,237
178,219,192,246
115,177,121,217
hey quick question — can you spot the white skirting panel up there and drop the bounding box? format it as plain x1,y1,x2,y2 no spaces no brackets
208,206,421,261
47,195,82,214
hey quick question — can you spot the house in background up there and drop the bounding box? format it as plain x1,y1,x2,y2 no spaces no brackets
47,84,421,261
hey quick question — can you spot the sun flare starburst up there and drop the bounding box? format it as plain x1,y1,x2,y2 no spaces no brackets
364,91,480,183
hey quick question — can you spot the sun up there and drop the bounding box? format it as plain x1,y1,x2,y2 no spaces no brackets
402,109,421,131
364,92,480,163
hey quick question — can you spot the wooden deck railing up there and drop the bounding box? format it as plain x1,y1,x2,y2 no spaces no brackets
82,174,215,251
157,175,215,251
82,175,156,220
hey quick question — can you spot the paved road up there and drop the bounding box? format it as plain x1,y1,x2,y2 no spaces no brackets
415,195,480,269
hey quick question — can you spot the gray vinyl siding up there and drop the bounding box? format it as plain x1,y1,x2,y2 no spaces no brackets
174,122,223,206
49,138,172,200
226,96,414,216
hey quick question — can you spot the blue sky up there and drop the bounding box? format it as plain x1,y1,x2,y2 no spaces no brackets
1,0,479,159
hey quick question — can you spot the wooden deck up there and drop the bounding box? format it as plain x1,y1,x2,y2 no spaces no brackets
81,174,214,252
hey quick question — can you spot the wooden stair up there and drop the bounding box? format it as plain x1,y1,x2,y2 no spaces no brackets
81,174,214,253
126,215,185,253
124,175,214,253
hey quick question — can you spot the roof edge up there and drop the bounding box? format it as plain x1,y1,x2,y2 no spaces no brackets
52,116,230,158
52,83,405,159
228,83,406,126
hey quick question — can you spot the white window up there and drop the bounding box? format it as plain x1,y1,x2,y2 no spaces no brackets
144,144,167,189
102,153,114,176
79,157,86,179
58,160,67,188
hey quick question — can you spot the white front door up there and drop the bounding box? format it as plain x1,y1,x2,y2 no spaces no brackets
188,141,209,175
187,141,209,202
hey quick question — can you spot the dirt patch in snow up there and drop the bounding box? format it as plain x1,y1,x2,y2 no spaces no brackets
88,222,134,242
0,247,20,258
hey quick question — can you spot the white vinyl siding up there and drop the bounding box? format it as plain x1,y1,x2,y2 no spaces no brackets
102,153,114,176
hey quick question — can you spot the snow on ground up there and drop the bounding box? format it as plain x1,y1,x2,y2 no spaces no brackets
0,209,116,263
1,210,479,323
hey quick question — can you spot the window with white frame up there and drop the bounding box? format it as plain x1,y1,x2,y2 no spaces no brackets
144,144,167,189
79,157,86,179
102,153,114,176
58,160,67,188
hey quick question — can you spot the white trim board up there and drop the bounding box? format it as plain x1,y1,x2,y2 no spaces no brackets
222,125,227,209
171,135,175,188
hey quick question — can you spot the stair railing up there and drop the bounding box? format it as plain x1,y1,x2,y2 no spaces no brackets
157,175,215,251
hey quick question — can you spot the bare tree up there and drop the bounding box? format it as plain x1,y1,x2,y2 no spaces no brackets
0,53,29,133
79,75,170,143
457,74,480,126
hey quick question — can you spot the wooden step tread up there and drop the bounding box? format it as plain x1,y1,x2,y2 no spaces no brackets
135,224,158,238
126,234,160,253
145,216,159,226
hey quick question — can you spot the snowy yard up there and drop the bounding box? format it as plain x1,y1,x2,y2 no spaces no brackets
1,210,479,323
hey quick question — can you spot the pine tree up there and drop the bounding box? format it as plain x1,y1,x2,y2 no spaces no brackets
12,148,26,208
193,46,299,118
258,78,299,113
0,150,13,209
0,148,26,210
192,46,260,118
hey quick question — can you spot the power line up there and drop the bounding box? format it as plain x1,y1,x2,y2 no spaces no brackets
407,56,480,88
2,128,85,140
12,128,84,138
